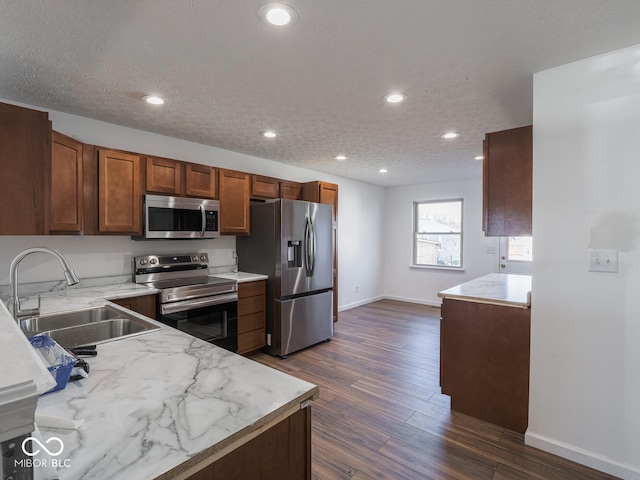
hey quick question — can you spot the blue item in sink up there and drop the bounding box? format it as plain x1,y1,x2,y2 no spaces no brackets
28,334,77,394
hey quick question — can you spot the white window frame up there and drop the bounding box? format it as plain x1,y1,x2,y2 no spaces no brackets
412,198,463,269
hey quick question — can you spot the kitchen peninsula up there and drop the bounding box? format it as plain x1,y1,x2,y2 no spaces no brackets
0,284,318,480
438,273,532,433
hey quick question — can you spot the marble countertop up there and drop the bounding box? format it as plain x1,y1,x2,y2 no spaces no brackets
3,283,318,480
437,273,532,308
212,271,268,283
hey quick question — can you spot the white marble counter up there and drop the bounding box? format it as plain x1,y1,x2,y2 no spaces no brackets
4,284,318,479
211,271,268,283
437,273,532,308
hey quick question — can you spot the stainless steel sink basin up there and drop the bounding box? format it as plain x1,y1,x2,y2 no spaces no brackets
21,305,160,348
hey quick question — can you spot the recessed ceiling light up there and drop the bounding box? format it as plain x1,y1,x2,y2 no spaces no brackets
262,130,277,138
143,95,166,105
379,168,389,173
335,155,347,161
259,4,298,26
384,92,407,104
441,132,460,139
474,155,484,160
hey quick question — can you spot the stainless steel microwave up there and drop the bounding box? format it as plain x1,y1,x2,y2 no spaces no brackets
143,194,220,239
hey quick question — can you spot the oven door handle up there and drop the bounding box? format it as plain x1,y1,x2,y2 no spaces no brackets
161,293,238,314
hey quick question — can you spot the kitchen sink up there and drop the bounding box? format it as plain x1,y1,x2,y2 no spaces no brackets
21,305,160,348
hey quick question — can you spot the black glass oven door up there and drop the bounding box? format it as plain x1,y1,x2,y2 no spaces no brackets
159,300,238,353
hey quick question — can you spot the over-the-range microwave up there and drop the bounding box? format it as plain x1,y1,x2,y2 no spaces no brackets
141,194,220,239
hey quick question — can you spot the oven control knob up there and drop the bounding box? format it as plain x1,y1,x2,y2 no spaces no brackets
200,255,206,262
150,258,158,265
139,259,147,266
192,255,198,262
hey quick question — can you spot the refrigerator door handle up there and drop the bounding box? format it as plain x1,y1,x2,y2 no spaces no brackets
309,217,316,276
304,217,311,276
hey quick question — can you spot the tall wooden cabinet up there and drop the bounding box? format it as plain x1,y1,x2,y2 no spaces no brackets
219,169,250,235
97,149,142,235
482,125,532,236
50,131,83,233
302,181,339,322
0,102,51,234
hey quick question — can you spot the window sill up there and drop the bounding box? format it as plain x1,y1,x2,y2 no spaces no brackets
410,264,465,272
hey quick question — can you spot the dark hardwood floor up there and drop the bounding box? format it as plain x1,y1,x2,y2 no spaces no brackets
252,299,619,480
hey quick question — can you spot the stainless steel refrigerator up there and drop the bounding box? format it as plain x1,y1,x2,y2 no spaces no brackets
237,199,333,357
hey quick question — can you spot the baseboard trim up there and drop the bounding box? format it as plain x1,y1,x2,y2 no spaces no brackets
339,295,442,312
525,431,640,479
381,295,442,308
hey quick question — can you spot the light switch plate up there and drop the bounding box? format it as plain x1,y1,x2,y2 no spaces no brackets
588,249,618,273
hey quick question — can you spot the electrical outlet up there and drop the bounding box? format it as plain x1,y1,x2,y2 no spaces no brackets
486,246,496,254
588,249,618,273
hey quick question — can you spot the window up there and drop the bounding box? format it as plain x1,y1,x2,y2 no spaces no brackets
506,236,533,262
413,199,462,268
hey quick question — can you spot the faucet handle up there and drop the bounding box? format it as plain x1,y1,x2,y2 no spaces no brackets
16,295,41,319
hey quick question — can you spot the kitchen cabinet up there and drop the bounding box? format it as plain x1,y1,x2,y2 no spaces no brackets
111,294,157,320
50,131,84,234
219,169,250,235
482,125,532,236
440,298,530,433
279,180,302,200
302,181,339,322
185,163,217,199
0,101,51,235
186,407,311,480
97,148,142,235
250,175,279,199
237,280,266,355
145,156,182,195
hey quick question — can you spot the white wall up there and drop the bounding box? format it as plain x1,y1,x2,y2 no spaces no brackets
528,44,640,478
384,178,499,306
0,101,386,308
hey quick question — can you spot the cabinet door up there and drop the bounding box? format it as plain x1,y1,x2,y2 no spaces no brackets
0,102,51,234
145,156,182,195
185,163,217,198
111,294,157,319
219,169,250,235
279,180,302,200
251,175,279,199
98,149,142,234
483,126,532,236
50,131,83,233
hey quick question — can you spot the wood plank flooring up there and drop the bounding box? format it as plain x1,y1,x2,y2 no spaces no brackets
251,299,619,480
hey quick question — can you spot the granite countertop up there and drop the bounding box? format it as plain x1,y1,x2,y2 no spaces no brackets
212,271,268,283
437,273,532,308
2,282,317,480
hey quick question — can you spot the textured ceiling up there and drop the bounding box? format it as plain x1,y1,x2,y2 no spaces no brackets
2,1,640,187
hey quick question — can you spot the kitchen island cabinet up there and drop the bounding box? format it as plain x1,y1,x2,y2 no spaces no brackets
5,284,317,480
438,274,532,433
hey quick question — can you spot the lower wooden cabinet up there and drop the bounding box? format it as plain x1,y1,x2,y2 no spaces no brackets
111,294,157,320
440,298,530,433
237,280,266,355
184,406,311,480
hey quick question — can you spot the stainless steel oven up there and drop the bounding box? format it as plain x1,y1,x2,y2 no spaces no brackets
134,253,238,352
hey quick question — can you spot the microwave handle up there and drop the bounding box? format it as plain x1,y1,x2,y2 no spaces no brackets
199,205,206,237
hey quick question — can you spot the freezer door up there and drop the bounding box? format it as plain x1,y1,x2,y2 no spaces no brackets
279,200,333,297
273,290,333,357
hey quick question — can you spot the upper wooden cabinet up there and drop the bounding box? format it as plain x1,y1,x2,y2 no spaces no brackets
219,169,250,235
0,102,51,235
482,126,532,237
251,175,279,199
185,163,217,199
279,180,302,200
145,156,182,195
50,131,83,233
97,149,142,235
302,181,338,222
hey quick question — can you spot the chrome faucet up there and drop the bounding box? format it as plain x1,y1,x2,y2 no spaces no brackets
9,247,80,321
